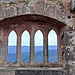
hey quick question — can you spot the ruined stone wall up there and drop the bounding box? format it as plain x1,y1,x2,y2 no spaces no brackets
0,0,74,75
0,0,74,27
0,0,71,23
15,70,65,75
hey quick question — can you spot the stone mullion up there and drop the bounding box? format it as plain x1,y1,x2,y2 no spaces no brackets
17,35,21,64
44,35,48,65
30,34,34,65
58,35,61,62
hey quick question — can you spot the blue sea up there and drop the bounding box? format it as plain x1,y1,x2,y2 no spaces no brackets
8,46,58,63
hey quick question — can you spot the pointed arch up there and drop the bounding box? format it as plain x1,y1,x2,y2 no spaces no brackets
21,30,30,62
8,30,17,62
34,30,44,62
48,29,58,62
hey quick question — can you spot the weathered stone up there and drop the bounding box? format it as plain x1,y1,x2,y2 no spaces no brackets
0,6,4,20
66,31,75,45
15,70,65,75
0,70,15,75
34,1,45,15
0,0,74,75
4,6,17,18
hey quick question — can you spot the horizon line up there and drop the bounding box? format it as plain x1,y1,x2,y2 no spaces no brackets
8,45,57,46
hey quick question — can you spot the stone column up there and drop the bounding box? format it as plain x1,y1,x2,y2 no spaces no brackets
17,35,21,65
30,34,34,65
44,35,48,65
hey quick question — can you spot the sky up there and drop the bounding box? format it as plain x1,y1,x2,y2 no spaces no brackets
8,30,57,46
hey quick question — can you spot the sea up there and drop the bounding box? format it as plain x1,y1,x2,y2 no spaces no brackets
8,46,58,63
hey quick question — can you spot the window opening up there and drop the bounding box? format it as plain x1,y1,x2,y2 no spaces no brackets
48,30,58,62
34,30,44,62
21,30,30,62
8,30,17,62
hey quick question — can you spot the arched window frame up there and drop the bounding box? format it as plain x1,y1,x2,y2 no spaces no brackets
2,14,66,67
34,29,44,63
48,29,58,63
21,30,30,63
7,30,17,63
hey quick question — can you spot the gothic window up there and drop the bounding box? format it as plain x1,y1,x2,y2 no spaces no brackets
21,30,30,62
48,30,58,62
34,30,44,62
8,30,17,62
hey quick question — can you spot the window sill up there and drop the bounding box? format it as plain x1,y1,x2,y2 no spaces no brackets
0,67,64,71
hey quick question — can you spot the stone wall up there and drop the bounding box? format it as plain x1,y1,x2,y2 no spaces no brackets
0,69,15,75
0,0,75,75
0,0,72,25
0,69,65,75
15,70,65,75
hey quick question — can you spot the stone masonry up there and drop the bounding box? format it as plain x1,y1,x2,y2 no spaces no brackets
0,0,74,75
